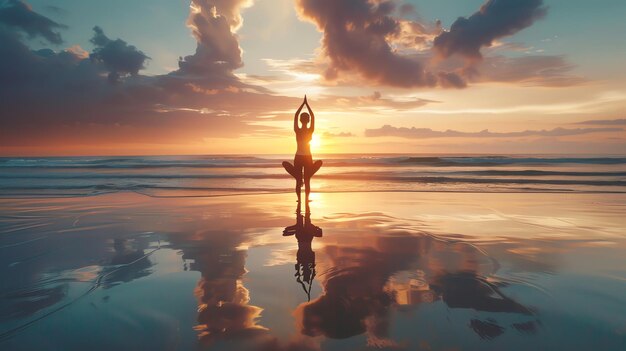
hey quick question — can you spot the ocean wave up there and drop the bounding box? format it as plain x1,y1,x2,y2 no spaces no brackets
2,170,626,179
1,175,624,189
399,156,626,166
1,155,624,196
0,157,270,169
2,155,625,169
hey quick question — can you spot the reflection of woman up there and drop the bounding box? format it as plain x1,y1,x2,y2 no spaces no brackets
283,211,322,301
283,96,322,204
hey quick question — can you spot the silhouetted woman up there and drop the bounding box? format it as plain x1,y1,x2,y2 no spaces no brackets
282,96,322,204
283,210,322,301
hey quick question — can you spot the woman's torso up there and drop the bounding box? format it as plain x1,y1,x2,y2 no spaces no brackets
295,128,312,155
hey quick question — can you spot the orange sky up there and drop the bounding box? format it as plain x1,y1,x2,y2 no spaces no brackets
1,0,625,156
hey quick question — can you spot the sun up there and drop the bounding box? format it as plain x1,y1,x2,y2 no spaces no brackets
310,134,321,152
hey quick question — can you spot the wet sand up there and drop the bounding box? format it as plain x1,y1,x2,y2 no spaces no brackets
1,192,625,350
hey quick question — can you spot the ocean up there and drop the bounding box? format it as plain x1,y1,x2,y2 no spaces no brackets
1,155,625,350
1,154,625,197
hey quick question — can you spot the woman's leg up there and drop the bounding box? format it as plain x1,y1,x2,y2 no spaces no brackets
304,176,311,202
296,178,302,203
282,161,300,179
310,160,322,176
303,156,314,203
294,156,304,202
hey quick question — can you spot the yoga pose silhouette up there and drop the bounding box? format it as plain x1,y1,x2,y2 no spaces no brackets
283,207,322,301
282,96,323,204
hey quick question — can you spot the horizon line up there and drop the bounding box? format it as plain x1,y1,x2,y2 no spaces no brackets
2,152,626,158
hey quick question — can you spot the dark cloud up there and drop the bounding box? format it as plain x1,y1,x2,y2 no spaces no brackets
0,24,105,111
295,0,557,89
0,0,66,44
575,119,626,126
427,1,583,88
438,71,467,88
89,26,150,82
434,0,547,60
295,0,457,88
0,1,297,151
365,125,624,139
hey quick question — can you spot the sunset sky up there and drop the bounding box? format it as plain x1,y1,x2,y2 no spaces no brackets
1,0,625,156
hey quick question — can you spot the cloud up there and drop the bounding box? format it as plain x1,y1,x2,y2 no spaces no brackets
0,24,104,106
575,119,626,126
89,26,150,82
295,0,459,88
177,0,251,77
438,71,467,88
202,0,253,30
0,0,300,151
426,1,583,88
0,0,66,44
365,125,623,139
294,0,559,89
433,0,547,60
323,131,354,138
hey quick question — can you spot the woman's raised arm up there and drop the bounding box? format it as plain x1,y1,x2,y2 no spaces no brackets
294,99,305,131
305,97,314,133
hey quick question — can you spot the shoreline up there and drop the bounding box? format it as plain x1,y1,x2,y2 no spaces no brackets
1,188,626,200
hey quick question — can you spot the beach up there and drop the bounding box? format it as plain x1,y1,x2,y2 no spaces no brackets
1,189,625,350
2,0,626,349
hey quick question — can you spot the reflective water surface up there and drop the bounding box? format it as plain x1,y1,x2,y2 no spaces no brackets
1,192,625,350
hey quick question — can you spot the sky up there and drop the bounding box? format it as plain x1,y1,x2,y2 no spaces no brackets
0,0,625,156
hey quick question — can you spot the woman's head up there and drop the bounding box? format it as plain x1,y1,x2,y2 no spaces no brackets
300,112,310,125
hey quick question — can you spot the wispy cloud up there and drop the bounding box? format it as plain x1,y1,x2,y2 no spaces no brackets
365,125,623,139
574,119,626,126
323,131,354,138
